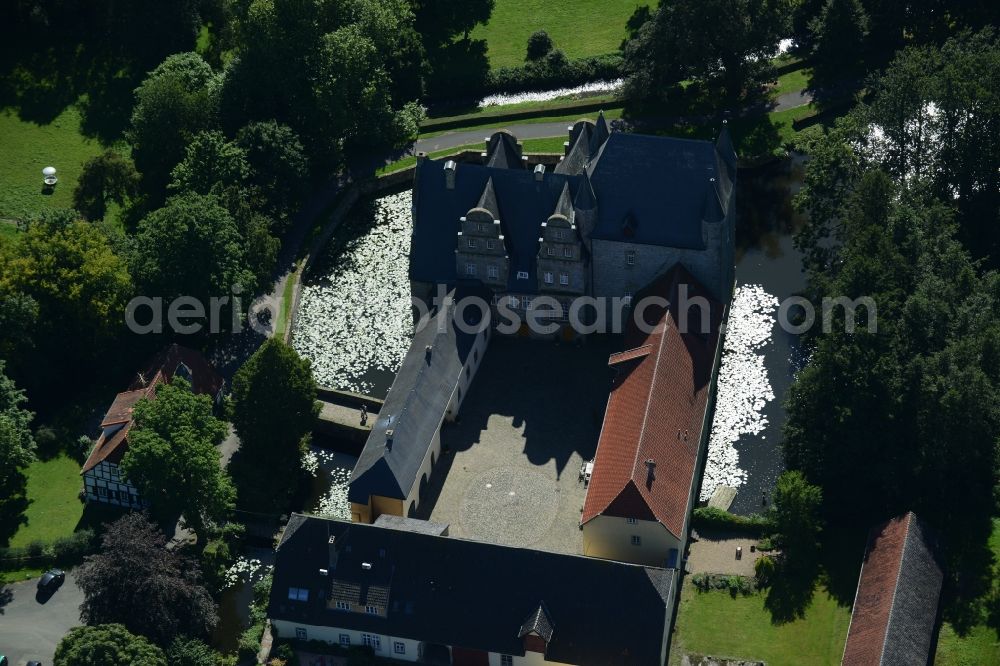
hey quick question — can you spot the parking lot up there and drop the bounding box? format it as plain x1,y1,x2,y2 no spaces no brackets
421,336,616,555
0,572,83,666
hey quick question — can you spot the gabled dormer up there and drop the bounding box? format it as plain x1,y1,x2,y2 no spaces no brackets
536,182,586,295
455,177,509,289
519,602,554,657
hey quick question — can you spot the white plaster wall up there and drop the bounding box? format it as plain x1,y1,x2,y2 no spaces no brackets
581,515,679,568
272,619,422,662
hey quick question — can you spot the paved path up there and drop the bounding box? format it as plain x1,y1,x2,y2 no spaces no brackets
0,573,83,666
686,528,764,576
414,89,815,155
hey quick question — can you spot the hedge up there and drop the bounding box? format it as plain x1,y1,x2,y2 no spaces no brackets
485,53,623,97
691,507,771,536
0,528,96,570
426,53,624,103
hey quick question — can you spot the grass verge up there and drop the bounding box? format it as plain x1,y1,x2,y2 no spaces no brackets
933,518,1000,665
419,105,624,140
669,579,852,665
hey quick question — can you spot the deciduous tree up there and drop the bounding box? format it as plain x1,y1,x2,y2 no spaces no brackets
121,378,235,539
229,339,319,511
55,624,166,666
76,513,218,644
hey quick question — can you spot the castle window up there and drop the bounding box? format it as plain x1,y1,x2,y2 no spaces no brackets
509,296,520,309
523,297,532,311
501,656,513,666
487,239,496,250
288,587,309,602
627,517,637,524
517,271,529,280
478,223,485,232
340,634,351,647
563,247,573,258
465,263,477,276
624,291,633,307
544,272,554,285
394,642,406,655
559,273,569,285
554,230,564,241
631,535,642,546
467,238,477,249
626,250,636,266
546,246,554,257
362,634,381,651
366,605,378,614
336,601,350,610
296,627,308,641
488,264,499,279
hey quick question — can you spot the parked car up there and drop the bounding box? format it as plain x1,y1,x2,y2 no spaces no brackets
37,568,65,592
27,661,42,666
0,654,8,666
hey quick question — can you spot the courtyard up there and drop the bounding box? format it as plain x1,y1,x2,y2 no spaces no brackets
419,336,617,555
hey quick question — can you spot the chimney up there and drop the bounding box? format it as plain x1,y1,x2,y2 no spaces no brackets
416,151,427,165
645,458,656,485
319,568,328,576
362,562,373,571
444,160,457,189
328,533,338,571
534,163,545,182
385,429,394,450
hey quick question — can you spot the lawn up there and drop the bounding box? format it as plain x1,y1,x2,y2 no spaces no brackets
0,104,104,221
470,0,650,69
7,454,85,548
670,580,852,665
934,518,1000,666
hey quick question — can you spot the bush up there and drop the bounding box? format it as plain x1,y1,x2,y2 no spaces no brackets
754,554,777,588
238,626,264,660
52,529,96,563
526,30,553,61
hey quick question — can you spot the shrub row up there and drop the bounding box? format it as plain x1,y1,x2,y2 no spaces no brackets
691,506,771,536
691,572,756,596
0,528,96,570
484,53,624,97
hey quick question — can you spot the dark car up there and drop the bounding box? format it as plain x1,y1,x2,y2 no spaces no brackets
37,568,65,591
0,654,8,666
27,662,42,666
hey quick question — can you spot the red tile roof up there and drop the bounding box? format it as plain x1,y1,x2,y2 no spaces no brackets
842,512,943,666
581,264,723,538
130,343,224,396
82,345,223,474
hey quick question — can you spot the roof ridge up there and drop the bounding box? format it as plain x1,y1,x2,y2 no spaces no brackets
880,512,914,666
628,289,673,512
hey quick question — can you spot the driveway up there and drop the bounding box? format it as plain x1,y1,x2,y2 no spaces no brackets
0,573,83,666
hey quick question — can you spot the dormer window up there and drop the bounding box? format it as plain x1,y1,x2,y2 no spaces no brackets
288,587,309,602
563,247,573,258
544,272,554,285
553,230,564,241
335,601,350,611
477,223,485,232
467,238,477,249
366,605,378,614
487,239,496,250
517,271,529,280
626,250,636,266
174,362,193,383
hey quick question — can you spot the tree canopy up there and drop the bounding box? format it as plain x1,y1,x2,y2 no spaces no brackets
229,338,319,511
0,210,133,389
55,624,167,666
131,191,256,304
121,378,235,539
623,0,791,103
76,512,218,644
73,150,141,221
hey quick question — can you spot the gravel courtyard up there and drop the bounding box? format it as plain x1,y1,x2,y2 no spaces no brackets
421,336,616,555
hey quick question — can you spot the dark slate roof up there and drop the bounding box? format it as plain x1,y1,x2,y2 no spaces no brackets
555,120,596,175
842,512,943,666
372,514,449,536
586,132,734,249
518,603,554,642
269,515,675,665
348,286,488,503
411,160,583,291
485,131,523,170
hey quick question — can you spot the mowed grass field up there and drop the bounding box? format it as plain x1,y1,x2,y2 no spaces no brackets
470,0,650,69
669,580,852,665
0,104,104,221
7,454,85,548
